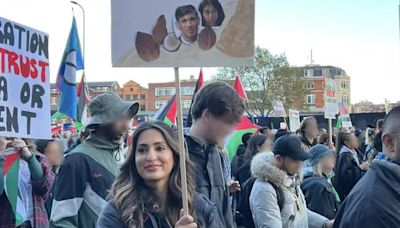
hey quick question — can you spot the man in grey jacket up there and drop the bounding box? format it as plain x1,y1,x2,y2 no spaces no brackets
250,136,334,228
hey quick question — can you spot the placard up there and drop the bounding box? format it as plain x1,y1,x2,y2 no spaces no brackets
111,0,255,67
272,100,287,117
0,17,50,139
289,109,301,132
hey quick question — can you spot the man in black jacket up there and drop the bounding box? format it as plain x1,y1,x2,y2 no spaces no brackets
334,106,400,228
186,82,244,228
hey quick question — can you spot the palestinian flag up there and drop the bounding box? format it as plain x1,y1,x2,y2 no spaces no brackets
77,73,90,125
225,76,258,160
3,148,24,226
185,68,204,128
153,95,177,126
233,75,247,100
225,116,258,160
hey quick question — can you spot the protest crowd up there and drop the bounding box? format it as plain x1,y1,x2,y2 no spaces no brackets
1,81,400,228
1,0,399,228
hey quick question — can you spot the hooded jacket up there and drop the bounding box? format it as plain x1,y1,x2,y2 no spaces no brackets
334,159,400,228
50,133,120,228
185,135,235,228
249,152,328,228
301,172,340,219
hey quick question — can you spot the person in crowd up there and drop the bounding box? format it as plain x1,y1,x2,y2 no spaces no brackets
34,139,64,218
299,117,319,152
97,121,224,227
333,132,369,201
334,106,400,228
319,128,328,135
0,137,55,228
275,128,291,142
371,120,384,156
50,93,139,228
376,119,384,133
175,5,199,45
295,129,302,137
259,127,275,141
198,0,225,27
60,131,71,153
301,145,340,219
186,82,244,227
64,128,90,155
353,128,362,138
318,133,336,152
231,132,252,178
361,128,376,161
237,134,273,185
34,140,63,172
250,136,333,228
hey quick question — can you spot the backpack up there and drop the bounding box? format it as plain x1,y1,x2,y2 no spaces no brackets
236,177,285,228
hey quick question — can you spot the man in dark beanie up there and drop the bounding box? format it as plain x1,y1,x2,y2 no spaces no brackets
50,93,138,228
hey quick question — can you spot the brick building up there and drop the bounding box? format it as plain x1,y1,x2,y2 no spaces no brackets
147,77,197,114
50,81,121,113
120,80,147,112
298,65,351,112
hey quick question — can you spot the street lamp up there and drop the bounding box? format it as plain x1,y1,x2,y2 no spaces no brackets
70,1,85,61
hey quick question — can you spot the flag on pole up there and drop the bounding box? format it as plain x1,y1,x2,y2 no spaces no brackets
77,73,90,125
185,68,204,128
225,79,258,160
56,17,84,120
233,75,247,100
225,116,258,160
153,95,177,126
3,148,24,226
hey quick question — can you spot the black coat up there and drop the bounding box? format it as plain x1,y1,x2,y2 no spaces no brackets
97,194,225,228
231,144,246,178
334,159,400,228
301,173,340,219
236,160,252,185
333,146,364,200
185,135,235,228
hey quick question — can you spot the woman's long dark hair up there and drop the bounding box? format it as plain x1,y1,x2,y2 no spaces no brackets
198,0,225,26
336,131,353,155
110,121,196,227
245,134,267,159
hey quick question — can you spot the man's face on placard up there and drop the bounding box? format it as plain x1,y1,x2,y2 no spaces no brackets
176,12,199,42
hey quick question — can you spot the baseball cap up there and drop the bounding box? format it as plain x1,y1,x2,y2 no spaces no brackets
273,135,311,161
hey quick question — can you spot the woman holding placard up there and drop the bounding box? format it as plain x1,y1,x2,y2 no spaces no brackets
97,121,223,228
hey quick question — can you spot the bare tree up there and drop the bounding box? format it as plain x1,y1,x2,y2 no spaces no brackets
214,47,308,116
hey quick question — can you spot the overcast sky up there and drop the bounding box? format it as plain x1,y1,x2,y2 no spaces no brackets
1,0,399,104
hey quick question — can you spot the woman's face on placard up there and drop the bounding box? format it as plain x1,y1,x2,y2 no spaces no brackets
203,4,219,27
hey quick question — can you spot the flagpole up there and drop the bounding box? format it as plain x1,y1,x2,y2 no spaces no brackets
71,1,85,63
174,67,189,215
